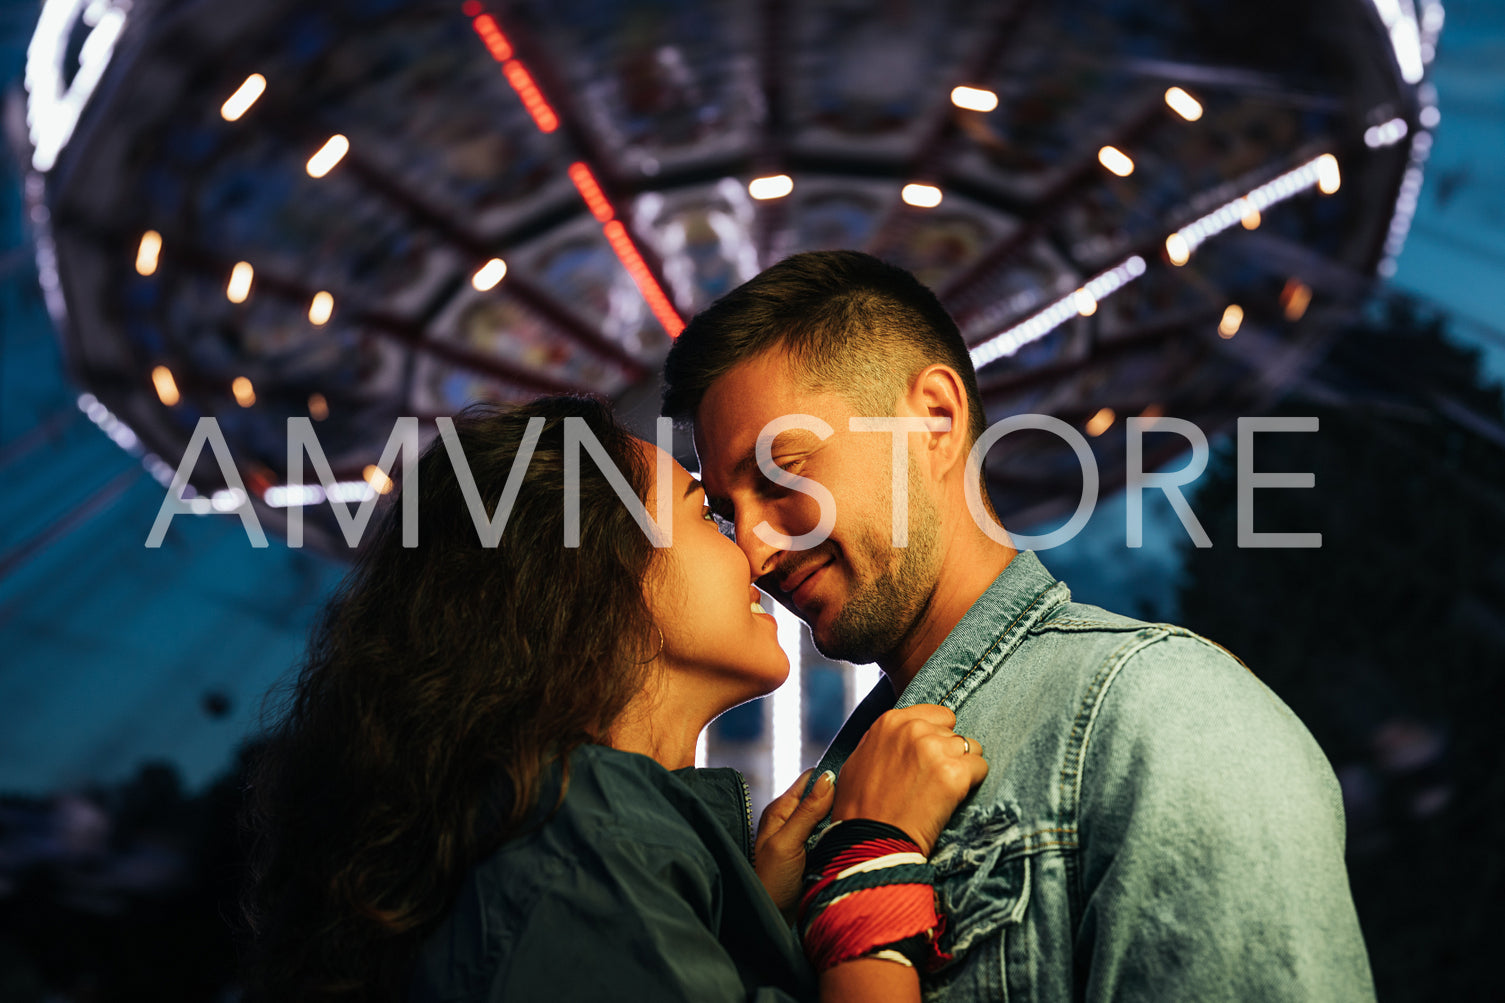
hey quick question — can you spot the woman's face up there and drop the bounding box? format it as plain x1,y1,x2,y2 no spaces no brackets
638,440,791,709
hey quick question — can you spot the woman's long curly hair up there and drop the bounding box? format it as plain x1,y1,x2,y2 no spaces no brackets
241,396,661,1001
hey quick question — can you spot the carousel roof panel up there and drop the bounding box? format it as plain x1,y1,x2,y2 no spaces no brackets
23,0,1439,551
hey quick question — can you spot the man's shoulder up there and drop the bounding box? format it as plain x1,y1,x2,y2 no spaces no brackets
975,597,1285,741
1053,619,1336,808
946,598,1284,782
1028,597,1153,635
1023,599,1254,681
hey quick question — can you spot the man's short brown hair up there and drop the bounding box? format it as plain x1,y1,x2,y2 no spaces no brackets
661,250,986,444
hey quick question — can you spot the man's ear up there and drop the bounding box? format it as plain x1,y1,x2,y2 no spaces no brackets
904,364,972,477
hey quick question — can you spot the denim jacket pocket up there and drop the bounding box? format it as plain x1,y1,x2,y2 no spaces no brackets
926,801,1031,999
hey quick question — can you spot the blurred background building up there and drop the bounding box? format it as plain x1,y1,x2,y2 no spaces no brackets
0,0,1500,998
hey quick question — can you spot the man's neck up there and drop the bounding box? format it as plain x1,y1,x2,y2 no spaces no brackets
879,537,1017,696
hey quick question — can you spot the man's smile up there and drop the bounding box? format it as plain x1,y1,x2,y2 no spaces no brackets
777,555,836,610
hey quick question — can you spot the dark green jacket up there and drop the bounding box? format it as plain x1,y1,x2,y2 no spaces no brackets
408,744,816,1002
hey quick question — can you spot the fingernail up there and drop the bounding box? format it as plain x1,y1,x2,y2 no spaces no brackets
816,769,836,793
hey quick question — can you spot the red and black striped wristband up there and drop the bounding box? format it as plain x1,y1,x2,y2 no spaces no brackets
798,819,951,973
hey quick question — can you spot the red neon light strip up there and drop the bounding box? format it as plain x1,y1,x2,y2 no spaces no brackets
466,5,682,337
502,61,559,133
469,13,554,133
604,220,685,338
568,162,615,223
471,14,513,61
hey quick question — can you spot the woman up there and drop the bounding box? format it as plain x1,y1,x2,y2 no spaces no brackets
242,396,984,1001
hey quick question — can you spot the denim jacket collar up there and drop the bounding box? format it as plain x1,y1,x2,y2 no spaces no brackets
896,550,1071,712
815,551,1070,779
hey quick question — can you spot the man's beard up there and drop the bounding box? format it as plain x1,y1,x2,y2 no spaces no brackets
812,470,941,666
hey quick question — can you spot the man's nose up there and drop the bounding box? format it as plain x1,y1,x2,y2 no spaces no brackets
735,508,783,583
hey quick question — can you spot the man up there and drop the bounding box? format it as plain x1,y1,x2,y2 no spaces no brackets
662,250,1374,1000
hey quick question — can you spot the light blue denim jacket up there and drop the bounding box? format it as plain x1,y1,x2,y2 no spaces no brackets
810,551,1375,1001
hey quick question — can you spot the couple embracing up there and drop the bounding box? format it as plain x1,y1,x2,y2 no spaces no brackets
244,252,1374,1001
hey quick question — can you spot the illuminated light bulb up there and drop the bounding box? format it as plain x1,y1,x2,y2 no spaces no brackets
901,183,943,208
265,483,326,508
1241,203,1262,230
221,73,266,122
1364,118,1410,148
1073,289,1098,316
1219,304,1244,338
950,85,999,113
748,174,794,200
1315,154,1341,195
472,257,507,291
325,482,375,503
227,261,254,303
1419,105,1440,128
1085,407,1116,437
1391,18,1425,83
1098,146,1134,177
1281,280,1312,321
232,376,256,407
1140,403,1164,419
568,162,614,222
1164,86,1203,122
151,365,180,406
1165,233,1191,266
364,464,395,495
211,488,246,513
309,291,334,325
308,392,329,421
135,230,162,276
307,134,350,178
26,0,130,171
461,0,482,16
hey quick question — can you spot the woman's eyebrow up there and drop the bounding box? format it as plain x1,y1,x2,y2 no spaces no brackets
682,477,704,501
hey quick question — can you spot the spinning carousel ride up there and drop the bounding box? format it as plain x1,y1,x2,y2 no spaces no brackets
20,0,1440,551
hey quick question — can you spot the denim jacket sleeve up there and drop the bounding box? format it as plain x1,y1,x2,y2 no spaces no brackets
1073,633,1376,1001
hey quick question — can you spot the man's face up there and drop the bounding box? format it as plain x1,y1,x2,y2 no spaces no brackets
692,349,943,665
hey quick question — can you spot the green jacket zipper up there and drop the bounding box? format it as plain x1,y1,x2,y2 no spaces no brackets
737,771,756,867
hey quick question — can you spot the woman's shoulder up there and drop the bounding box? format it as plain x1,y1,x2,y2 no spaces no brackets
407,747,736,1001
468,745,735,886
406,749,716,999
557,745,709,842
474,747,720,905
555,745,745,837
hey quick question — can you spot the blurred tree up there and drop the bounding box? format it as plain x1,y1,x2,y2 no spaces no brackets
1175,298,1505,1001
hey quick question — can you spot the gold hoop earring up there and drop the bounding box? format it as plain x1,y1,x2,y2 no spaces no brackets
638,624,664,664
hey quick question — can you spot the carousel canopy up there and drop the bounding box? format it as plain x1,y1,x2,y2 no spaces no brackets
22,0,1436,550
